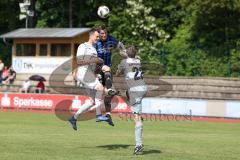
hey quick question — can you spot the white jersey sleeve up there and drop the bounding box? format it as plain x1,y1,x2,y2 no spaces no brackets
76,43,88,72
76,43,98,87
76,43,87,58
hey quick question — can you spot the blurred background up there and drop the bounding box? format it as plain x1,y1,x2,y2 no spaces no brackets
0,0,240,77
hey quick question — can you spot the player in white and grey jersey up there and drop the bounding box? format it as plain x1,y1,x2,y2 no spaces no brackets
69,28,114,130
116,46,148,155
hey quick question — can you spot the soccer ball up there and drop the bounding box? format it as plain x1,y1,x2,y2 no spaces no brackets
97,5,110,19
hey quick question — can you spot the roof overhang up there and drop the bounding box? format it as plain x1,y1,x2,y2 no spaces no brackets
0,28,91,39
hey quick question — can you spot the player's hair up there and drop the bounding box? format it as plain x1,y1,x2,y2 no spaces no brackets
89,28,98,36
98,24,107,32
126,45,136,58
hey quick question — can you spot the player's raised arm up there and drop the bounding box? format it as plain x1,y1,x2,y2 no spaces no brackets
117,41,128,58
115,60,125,76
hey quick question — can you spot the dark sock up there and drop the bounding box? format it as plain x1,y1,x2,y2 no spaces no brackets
104,96,112,112
104,71,112,89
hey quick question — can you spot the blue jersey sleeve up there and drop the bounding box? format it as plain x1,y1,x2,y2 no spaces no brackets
94,41,104,59
95,35,119,67
107,35,118,49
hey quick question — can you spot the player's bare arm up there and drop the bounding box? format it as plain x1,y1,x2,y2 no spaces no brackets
76,57,103,66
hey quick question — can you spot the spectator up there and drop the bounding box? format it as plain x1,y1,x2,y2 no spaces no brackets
1,66,9,81
35,80,45,93
19,80,31,93
0,59,4,85
4,67,16,84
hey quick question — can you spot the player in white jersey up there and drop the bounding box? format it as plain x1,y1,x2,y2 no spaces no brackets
116,46,148,155
68,28,113,131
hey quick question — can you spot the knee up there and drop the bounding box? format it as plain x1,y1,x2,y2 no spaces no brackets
135,118,143,127
95,97,103,106
85,98,95,106
95,83,104,91
101,65,111,72
134,114,142,124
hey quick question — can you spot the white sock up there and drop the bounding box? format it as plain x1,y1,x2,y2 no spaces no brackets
135,121,143,146
95,89,103,116
95,103,102,116
95,98,103,116
74,100,93,119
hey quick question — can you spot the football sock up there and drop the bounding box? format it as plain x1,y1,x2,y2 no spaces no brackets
95,89,104,116
104,96,112,113
95,98,103,116
95,106,101,116
74,100,93,119
104,71,112,89
135,120,143,146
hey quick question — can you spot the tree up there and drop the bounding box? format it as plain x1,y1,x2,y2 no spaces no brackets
0,0,23,66
230,40,240,77
109,1,168,56
188,0,240,55
164,0,240,76
35,0,69,27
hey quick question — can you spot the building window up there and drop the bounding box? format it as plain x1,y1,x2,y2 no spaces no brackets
16,44,36,56
39,44,47,56
51,44,71,56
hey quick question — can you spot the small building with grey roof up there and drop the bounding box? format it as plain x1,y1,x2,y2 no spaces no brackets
0,28,90,75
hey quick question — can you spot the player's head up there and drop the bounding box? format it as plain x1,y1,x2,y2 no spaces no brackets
98,24,108,41
88,28,99,44
126,45,136,58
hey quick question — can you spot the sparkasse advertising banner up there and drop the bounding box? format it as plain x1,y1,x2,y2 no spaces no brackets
0,93,131,113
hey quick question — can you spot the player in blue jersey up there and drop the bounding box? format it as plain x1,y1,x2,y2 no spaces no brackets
94,25,123,126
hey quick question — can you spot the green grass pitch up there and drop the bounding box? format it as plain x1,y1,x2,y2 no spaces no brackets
0,112,240,160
